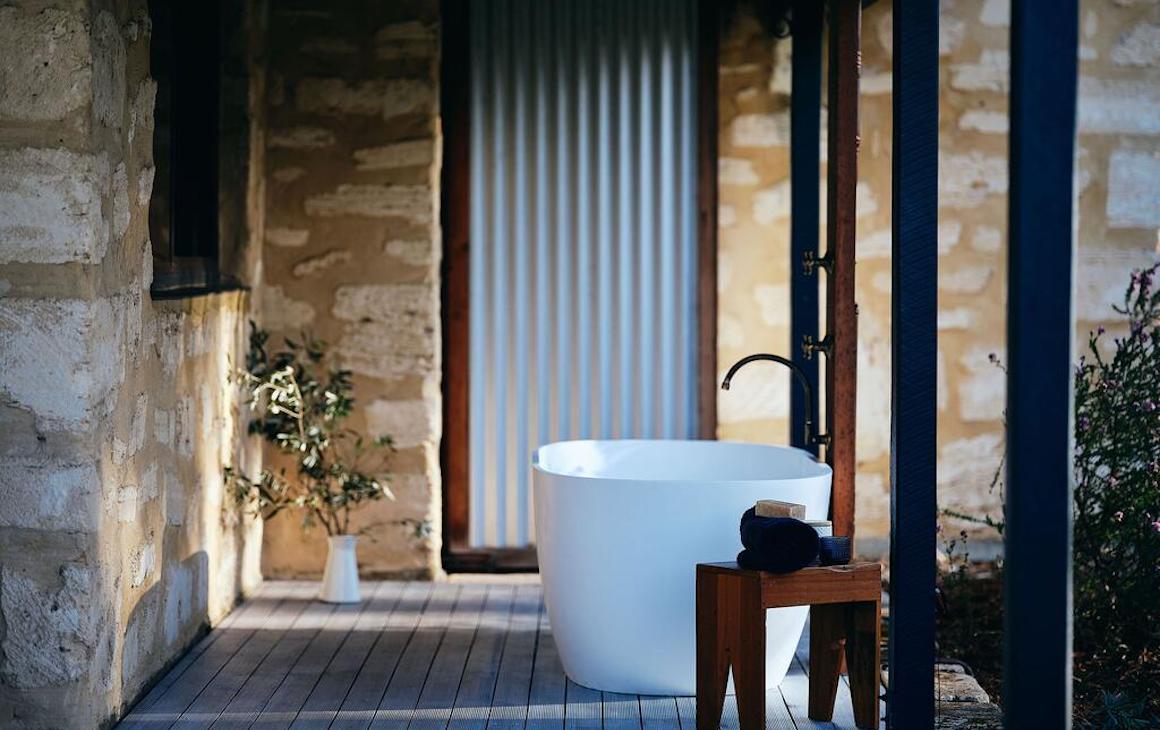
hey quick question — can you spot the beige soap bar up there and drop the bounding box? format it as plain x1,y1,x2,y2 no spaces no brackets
754,499,806,519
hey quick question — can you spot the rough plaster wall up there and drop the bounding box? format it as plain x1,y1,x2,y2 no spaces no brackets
0,1,265,726
717,0,1160,555
259,0,442,579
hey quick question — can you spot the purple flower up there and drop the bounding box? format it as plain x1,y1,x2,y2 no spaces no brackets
1078,416,1091,431
1114,511,1124,522
1144,400,1156,413
1152,519,1160,533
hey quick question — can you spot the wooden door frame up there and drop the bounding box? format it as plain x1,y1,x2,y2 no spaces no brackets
439,0,720,573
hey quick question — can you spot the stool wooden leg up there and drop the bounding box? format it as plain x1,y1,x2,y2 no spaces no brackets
844,600,881,730
730,577,765,730
696,570,728,730
807,604,845,722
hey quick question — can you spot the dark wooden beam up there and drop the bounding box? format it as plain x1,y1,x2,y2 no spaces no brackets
887,0,939,726
824,0,860,544
789,0,823,457
440,0,471,558
1004,0,1079,725
697,0,720,440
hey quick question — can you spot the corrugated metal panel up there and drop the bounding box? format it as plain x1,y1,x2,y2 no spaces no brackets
469,0,700,548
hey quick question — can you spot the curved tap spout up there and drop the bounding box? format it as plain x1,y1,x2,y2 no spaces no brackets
720,353,830,448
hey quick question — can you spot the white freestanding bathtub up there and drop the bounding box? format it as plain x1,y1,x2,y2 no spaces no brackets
532,439,832,696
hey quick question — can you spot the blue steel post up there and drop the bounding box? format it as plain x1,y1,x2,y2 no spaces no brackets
888,0,938,726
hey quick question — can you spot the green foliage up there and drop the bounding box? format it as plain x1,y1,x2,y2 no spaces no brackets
1089,691,1158,730
1073,263,1160,720
224,324,417,537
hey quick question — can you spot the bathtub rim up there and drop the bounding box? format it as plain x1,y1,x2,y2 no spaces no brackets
531,438,832,485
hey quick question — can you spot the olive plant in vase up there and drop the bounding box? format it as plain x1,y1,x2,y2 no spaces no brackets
225,325,419,603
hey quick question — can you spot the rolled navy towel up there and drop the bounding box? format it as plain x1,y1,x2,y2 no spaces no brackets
737,510,820,573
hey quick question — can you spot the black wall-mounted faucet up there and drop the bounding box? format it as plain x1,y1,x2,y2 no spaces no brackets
720,353,831,449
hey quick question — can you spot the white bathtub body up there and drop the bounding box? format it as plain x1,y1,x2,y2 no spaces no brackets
532,439,833,696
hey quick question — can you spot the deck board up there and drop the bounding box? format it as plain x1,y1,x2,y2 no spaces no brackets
332,581,433,730
119,581,869,730
176,583,317,729
120,582,282,729
485,585,540,730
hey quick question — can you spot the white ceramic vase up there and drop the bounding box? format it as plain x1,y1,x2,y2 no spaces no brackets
320,534,361,603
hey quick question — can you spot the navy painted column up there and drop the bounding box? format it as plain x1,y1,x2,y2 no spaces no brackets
888,0,938,727
1004,0,1079,726
789,0,823,456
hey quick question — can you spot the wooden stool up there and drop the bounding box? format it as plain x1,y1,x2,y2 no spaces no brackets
696,562,882,730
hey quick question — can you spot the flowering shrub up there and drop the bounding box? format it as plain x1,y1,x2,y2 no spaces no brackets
1073,263,1160,722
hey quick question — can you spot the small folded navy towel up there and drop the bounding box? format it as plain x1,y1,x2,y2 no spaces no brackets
737,508,820,574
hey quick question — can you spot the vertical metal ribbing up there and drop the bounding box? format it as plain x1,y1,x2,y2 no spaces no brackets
468,0,487,546
511,0,531,546
469,0,700,548
596,0,615,440
616,0,637,439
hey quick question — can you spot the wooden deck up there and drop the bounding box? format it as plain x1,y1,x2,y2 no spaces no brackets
118,580,878,729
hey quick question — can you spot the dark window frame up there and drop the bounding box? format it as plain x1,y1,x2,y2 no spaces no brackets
148,0,238,298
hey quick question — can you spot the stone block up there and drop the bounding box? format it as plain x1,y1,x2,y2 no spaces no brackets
130,541,156,588
957,347,1006,422
958,109,1007,134
0,297,123,432
365,398,440,449
0,562,103,688
384,239,435,267
979,0,1009,27
332,285,437,378
259,285,316,331
0,148,109,265
1110,21,1160,67
1079,78,1160,135
268,126,336,149
718,157,759,186
754,284,789,327
730,112,788,148
937,308,976,331
91,10,125,130
304,184,432,222
855,305,891,461
939,152,1007,208
1107,149,1160,229
937,669,991,703
970,226,1002,253
752,181,789,223
717,364,788,423
0,7,91,123
0,459,99,532
949,50,1009,93
382,79,433,119
266,227,310,247
939,265,994,294
937,432,1004,495
375,21,437,60
296,77,385,116
939,220,963,255
354,140,434,170
291,249,353,278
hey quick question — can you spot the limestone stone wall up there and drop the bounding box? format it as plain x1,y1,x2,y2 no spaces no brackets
717,0,1160,555
0,1,265,726
258,0,442,579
